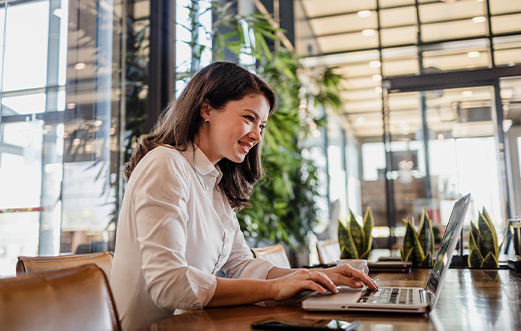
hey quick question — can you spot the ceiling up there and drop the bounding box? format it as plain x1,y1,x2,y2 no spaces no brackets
293,0,521,140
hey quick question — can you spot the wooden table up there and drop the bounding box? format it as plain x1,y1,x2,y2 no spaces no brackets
145,269,521,331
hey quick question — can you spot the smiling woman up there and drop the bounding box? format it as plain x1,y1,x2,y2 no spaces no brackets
110,62,377,331
196,94,270,164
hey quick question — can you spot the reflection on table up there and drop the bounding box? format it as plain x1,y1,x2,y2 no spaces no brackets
145,269,521,331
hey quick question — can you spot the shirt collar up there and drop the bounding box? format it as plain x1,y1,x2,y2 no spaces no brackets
180,143,222,183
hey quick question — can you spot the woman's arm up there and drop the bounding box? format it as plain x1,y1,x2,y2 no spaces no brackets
267,265,377,290
207,264,378,307
206,269,338,307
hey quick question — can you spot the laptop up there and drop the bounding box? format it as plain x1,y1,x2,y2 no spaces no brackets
302,193,471,313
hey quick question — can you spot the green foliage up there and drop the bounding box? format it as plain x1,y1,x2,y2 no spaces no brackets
338,208,374,259
468,207,500,268
400,207,434,267
211,4,345,247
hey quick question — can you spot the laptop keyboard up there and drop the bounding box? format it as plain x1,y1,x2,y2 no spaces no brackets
357,287,414,305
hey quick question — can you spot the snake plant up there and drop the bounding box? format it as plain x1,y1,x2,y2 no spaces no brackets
400,207,434,267
338,207,374,260
468,208,500,268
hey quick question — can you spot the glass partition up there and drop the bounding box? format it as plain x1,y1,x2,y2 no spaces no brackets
385,84,511,248
0,0,124,278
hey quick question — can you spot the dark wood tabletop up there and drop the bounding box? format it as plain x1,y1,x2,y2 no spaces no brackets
145,268,521,331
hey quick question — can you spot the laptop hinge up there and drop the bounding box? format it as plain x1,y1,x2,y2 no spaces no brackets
419,290,427,304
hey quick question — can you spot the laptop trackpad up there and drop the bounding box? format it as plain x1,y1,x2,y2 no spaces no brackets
312,286,360,303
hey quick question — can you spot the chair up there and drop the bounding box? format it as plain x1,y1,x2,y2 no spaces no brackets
251,244,291,268
316,240,341,265
0,264,121,331
16,251,113,280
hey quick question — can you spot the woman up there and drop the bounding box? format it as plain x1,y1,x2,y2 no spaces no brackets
110,62,377,330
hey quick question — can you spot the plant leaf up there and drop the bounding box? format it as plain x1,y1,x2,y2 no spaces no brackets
468,248,484,268
363,206,374,254
338,219,349,249
349,211,365,258
401,219,415,263
412,227,426,267
478,211,496,258
346,225,359,259
340,245,352,259
469,221,480,252
420,251,432,267
482,207,499,258
404,247,414,262
481,251,499,268
418,207,433,258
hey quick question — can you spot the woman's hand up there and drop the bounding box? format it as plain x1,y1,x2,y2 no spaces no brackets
321,264,378,290
268,269,340,301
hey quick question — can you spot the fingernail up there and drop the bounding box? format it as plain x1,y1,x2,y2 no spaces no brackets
334,287,339,293
356,281,362,287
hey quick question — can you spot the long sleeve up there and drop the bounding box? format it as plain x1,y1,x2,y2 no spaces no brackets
221,214,275,280
132,153,217,310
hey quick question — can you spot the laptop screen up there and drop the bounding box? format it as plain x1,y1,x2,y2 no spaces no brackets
425,193,471,309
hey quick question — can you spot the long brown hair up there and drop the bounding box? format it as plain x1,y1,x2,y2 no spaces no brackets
124,62,277,210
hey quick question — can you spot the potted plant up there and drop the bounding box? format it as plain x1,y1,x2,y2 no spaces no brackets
468,208,500,268
338,208,374,259
400,207,435,267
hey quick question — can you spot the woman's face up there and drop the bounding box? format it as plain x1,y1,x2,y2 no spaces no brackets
198,94,270,165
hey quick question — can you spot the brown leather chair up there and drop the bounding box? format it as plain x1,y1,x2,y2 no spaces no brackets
0,264,121,331
251,244,291,268
16,251,113,280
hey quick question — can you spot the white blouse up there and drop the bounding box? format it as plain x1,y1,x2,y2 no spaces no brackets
110,145,274,331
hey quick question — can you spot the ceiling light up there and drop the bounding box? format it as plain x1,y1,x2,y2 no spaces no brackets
472,16,486,23
358,10,371,18
438,134,444,140
467,51,480,58
74,62,86,70
372,74,382,82
375,86,382,93
67,103,76,109
462,91,473,97
441,0,458,3
362,29,375,37
369,61,381,68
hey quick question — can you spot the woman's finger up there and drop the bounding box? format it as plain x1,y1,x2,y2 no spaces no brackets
308,271,339,293
334,265,378,290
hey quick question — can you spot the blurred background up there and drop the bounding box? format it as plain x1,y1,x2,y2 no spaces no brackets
1,0,520,276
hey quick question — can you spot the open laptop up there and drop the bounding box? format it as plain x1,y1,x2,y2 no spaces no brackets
302,193,471,313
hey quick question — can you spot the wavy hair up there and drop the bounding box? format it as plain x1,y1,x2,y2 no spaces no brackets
124,62,277,210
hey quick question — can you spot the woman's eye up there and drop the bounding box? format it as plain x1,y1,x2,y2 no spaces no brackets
245,115,255,122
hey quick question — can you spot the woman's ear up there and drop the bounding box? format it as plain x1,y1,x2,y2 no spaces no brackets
200,101,212,122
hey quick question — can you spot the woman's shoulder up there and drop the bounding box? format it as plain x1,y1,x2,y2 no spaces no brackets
141,145,186,165
130,146,190,182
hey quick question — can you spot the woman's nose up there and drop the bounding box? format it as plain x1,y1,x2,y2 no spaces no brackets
249,126,262,142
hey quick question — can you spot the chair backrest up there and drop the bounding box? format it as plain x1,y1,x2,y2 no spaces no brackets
16,251,113,280
316,240,341,264
0,264,121,331
251,244,291,268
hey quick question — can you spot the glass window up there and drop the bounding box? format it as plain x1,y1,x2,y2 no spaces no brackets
0,1,49,92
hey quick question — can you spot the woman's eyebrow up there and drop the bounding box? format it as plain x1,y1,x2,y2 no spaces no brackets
244,109,268,123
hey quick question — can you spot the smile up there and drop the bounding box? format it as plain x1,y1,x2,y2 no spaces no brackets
238,141,253,153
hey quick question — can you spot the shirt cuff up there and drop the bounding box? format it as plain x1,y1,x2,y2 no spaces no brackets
187,266,218,307
238,258,276,280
